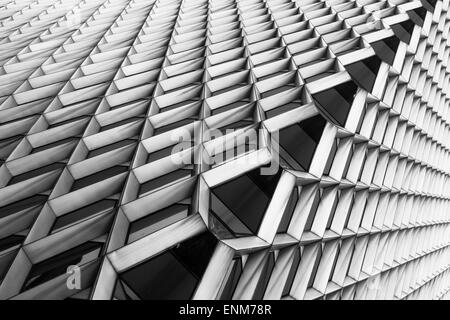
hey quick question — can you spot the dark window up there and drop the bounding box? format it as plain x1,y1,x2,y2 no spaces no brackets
31,138,78,154
276,115,326,170
23,241,103,291
87,139,136,158
119,231,217,300
211,101,250,115
345,55,381,92
407,6,427,27
52,199,116,232
127,203,190,243
282,247,301,297
9,163,65,185
0,195,47,219
391,19,415,44
265,102,301,118
307,247,322,288
153,118,197,136
71,165,128,191
209,193,253,237
48,116,89,129
147,141,193,163
100,117,143,132
0,136,23,161
325,190,339,229
304,189,321,231
420,0,437,12
323,140,338,176
218,119,254,134
313,81,358,126
277,188,299,233
219,258,242,300
139,169,193,197
0,235,25,252
371,35,400,65
253,252,275,300
210,167,282,235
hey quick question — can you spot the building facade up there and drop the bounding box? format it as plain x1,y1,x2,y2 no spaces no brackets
1,0,450,300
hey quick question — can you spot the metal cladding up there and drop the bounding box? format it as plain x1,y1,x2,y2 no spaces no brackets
1,0,450,300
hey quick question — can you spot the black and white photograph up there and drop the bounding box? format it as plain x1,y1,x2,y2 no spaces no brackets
0,0,448,309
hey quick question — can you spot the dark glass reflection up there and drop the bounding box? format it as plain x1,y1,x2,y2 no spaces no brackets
147,141,193,163
23,241,103,291
312,81,358,126
346,55,381,92
9,163,65,185
138,168,193,197
119,231,217,300
219,258,242,300
421,0,437,12
100,117,143,132
277,115,326,170
127,202,190,243
0,195,47,219
265,102,301,118
153,118,197,136
52,199,116,232
371,35,400,65
282,247,301,297
0,235,25,253
391,19,415,44
408,6,427,27
48,116,89,129
71,165,128,191
31,138,78,154
210,166,282,236
253,252,275,299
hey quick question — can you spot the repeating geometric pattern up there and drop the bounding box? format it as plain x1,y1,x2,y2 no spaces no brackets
1,0,450,300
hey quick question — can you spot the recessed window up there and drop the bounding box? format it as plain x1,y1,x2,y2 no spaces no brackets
71,165,128,191
391,19,415,44
9,163,65,185
276,115,327,170
0,234,25,253
139,168,194,197
0,195,47,219
31,138,78,154
153,118,197,136
265,102,301,118
23,241,103,291
148,141,193,163
52,199,116,232
408,6,427,27
421,0,437,12
100,117,143,132
371,35,400,65
312,81,358,126
253,252,275,299
48,116,89,129
219,258,242,300
127,202,190,243
87,139,136,158
210,167,282,236
277,188,299,233
117,231,217,300
345,55,381,92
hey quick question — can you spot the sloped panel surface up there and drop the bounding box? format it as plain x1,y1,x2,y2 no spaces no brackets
0,0,450,301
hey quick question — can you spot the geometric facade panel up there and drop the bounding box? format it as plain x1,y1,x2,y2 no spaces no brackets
1,0,450,300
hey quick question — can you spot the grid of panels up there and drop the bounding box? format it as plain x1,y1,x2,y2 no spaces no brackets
1,0,450,300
